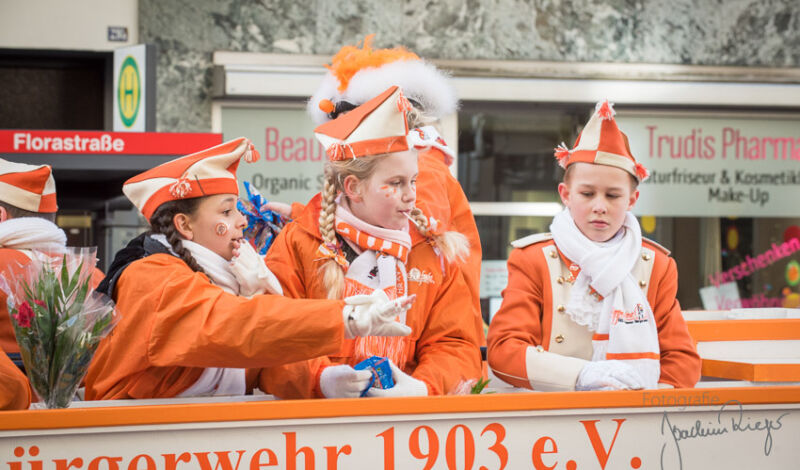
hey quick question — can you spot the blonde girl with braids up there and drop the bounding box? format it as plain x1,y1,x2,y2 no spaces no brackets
85,138,413,400
317,156,469,300
262,87,482,398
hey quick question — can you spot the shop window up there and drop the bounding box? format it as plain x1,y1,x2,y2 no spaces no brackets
457,101,586,261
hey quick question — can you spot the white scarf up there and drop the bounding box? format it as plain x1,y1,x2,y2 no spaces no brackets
550,209,660,388
150,234,282,397
0,217,66,252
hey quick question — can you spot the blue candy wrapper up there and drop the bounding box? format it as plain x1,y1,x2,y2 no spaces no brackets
354,356,394,397
237,181,287,255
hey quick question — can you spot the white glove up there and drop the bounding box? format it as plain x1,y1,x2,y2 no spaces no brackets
229,240,283,296
366,361,428,397
342,290,414,339
576,360,646,391
319,364,373,398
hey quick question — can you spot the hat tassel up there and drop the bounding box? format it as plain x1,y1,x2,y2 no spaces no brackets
596,100,616,120
169,175,192,198
635,162,650,182
243,141,261,163
396,91,412,113
554,142,571,169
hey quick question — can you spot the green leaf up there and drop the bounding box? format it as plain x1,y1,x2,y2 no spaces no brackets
470,377,491,394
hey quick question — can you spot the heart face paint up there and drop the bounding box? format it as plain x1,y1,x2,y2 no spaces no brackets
215,222,229,236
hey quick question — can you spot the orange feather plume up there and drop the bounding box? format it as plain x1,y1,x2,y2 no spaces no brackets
327,34,420,92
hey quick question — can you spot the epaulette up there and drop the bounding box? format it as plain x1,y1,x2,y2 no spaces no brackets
643,236,670,256
510,232,553,249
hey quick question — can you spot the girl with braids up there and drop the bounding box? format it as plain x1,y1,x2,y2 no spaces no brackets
267,36,484,346
261,87,483,398
84,137,413,400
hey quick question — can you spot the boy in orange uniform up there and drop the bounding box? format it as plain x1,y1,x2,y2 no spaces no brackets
261,87,482,398
487,101,700,391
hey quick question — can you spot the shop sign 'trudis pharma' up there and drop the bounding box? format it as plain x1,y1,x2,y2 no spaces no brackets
617,114,800,217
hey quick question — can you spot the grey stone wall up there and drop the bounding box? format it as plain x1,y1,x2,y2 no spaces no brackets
140,0,800,132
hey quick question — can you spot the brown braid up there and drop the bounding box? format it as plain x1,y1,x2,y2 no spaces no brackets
148,198,207,275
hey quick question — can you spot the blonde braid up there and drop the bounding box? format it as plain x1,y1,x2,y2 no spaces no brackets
318,165,345,299
409,208,430,237
409,208,470,265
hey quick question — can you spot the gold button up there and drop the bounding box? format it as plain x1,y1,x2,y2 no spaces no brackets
549,250,558,258
555,334,565,343
557,305,566,313
642,253,652,261
536,345,545,352
557,276,564,285
639,280,647,288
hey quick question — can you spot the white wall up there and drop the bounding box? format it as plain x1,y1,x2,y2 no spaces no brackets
0,0,138,50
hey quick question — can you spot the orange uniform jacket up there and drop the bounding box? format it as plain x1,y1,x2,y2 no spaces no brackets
290,149,483,329
0,249,30,357
261,194,484,397
84,253,347,400
0,346,30,410
416,150,482,322
1,248,104,355
487,234,701,391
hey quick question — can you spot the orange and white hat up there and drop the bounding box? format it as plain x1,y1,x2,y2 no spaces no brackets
314,86,452,161
554,100,649,182
308,35,457,125
0,158,57,213
123,137,259,220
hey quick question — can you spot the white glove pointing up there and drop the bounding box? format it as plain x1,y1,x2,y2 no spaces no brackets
576,360,646,391
366,361,428,397
319,365,373,398
342,290,414,339
229,240,283,296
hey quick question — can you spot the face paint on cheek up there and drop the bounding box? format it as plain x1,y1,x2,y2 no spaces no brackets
215,222,229,236
379,185,395,198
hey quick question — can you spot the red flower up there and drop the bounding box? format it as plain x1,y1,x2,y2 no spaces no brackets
14,301,34,328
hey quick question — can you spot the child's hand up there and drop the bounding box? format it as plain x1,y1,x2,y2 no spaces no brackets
260,201,292,219
229,240,283,296
231,238,242,259
575,360,645,391
366,361,428,397
319,364,373,398
342,290,415,338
